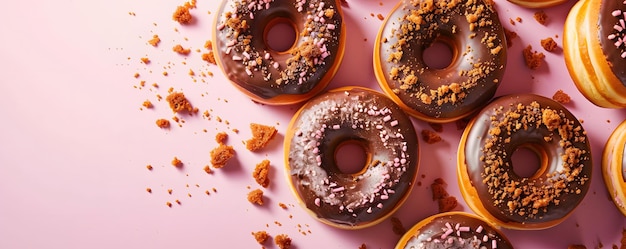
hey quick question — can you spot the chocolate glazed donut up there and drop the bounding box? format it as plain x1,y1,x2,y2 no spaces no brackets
284,87,419,229
396,212,513,249
213,0,345,105
458,94,592,230
374,0,507,123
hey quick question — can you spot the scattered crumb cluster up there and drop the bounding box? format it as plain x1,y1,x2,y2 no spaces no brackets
430,178,458,213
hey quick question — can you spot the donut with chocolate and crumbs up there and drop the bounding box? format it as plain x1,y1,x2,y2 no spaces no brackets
374,0,507,123
507,0,568,8
458,94,592,230
602,119,626,216
284,86,419,229
395,212,513,249
212,0,345,105
564,0,626,108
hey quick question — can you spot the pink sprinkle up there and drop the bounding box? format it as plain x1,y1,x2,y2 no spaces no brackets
327,24,336,30
217,23,225,31
245,68,252,76
445,222,452,230
242,51,251,59
476,225,483,233
380,195,389,200
250,13,254,19
383,115,392,122
483,235,489,242
333,124,340,129
390,120,399,126
273,62,279,68
621,51,626,58
492,240,497,249
332,187,345,192
387,189,395,194
297,6,303,12
366,207,372,213
264,53,270,60
314,198,321,207
609,34,617,40
441,228,453,239
447,238,454,244
614,24,623,32
232,55,242,61
613,10,622,16
377,203,383,209
459,226,470,232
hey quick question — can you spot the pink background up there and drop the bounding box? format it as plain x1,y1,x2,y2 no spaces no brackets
0,0,624,248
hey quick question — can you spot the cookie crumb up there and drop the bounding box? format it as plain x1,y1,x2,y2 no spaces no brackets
421,130,442,144
173,44,191,55
253,159,271,188
431,178,458,213
247,189,264,205
246,123,278,151
171,157,183,167
252,231,269,244
279,202,288,209
166,92,194,113
540,37,558,52
534,11,548,25
146,165,153,171
552,90,571,104
427,122,443,132
390,217,406,235
166,202,172,207
210,144,235,168
203,165,212,174
142,100,153,109
146,188,152,193
202,52,217,64
215,132,228,144
173,5,193,24
148,35,161,47
504,28,517,48
377,13,384,20
274,234,292,249
522,45,545,70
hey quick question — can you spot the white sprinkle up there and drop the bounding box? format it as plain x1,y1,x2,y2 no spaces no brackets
217,23,225,31
250,12,254,19
615,24,623,32
445,222,452,230
441,228,453,239
264,53,270,60
459,226,470,232
483,235,488,242
245,68,252,75
242,51,251,59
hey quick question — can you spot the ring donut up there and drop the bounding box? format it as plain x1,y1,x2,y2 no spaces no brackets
213,0,346,105
395,212,513,249
602,119,626,216
374,0,507,123
458,94,592,229
284,86,419,229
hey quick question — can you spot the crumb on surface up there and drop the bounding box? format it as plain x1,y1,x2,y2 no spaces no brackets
421,130,442,144
166,92,194,113
278,202,287,209
173,44,191,55
156,119,170,128
173,5,193,24
142,100,153,108
504,28,517,48
252,231,269,244
431,178,458,213
202,52,217,64
534,11,548,25
552,90,571,104
274,234,291,249
146,165,153,170
253,159,271,188
246,123,278,151
540,37,558,52
522,45,545,70
146,188,152,193
171,157,182,167
427,122,443,132
215,132,228,144
210,144,235,168
377,13,384,20
390,217,406,235
247,189,264,205
203,165,212,174
148,35,161,46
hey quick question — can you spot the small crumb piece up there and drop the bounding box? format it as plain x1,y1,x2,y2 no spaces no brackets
173,5,193,24
146,188,152,193
215,132,228,144
142,100,153,108
252,231,269,244
390,217,406,235
210,144,235,168
522,45,545,70
173,44,191,55
168,189,173,194
247,189,264,205
377,13,384,20
203,165,212,174
421,130,442,144
148,35,160,46
438,196,458,213
274,234,292,249
171,157,182,167
202,52,217,64
504,28,517,48
540,37,558,52
166,92,194,113
534,11,548,25
146,165,153,170
253,159,271,188
246,123,278,151
431,178,458,213
516,17,522,23
278,202,287,209
156,119,170,128
552,90,571,104
140,57,150,64
166,202,172,207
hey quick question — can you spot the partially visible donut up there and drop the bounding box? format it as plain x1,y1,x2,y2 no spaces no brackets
564,0,626,108
395,212,513,249
602,119,626,216
284,87,419,229
507,0,568,8
213,0,346,105
374,0,507,123
458,94,592,229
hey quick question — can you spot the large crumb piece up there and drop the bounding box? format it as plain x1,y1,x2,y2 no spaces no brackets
173,44,191,55
522,45,545,70
540,37,558,52
552,90,571,104
534,11,548,25
504,28,517,48
274,234,292,249
172,5,192,24
210,144,235,168
252,231,269,244
166,92,194,113
247,189,264,205
421,130,442,144
202,52,217,64
246,123,278,151
390,217,406,235
253,159,271,188
431,178,458,213
156,119,170,128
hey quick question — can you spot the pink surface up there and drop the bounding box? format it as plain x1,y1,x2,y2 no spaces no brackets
0,0,624,248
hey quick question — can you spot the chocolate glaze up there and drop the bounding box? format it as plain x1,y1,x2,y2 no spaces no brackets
285,87,419,227
462,94,592,225
598,0,626,85
376,0,507,120
399,213,513,249
213,0,343,101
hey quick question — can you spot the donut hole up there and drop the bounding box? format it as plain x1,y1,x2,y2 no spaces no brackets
422,38,455,70
264,18,297,53
511,144,548,179
334,141,369,175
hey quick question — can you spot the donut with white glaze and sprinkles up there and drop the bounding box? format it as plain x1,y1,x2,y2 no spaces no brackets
213,0,345,105
564,0,626,108
374,0,507,123
395,212,513,249
284,87,419,229
602,119,626,216
458,94,592,230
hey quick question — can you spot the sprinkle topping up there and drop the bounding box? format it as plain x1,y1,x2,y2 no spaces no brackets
608,5,626,58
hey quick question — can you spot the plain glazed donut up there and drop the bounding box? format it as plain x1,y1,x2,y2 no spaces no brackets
506,0,568,9
284,86,419,229
458,94,592,230
374,0,507,123
213,0,345,105
395,212,513,249
602,119,626,216
564,0,626,108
